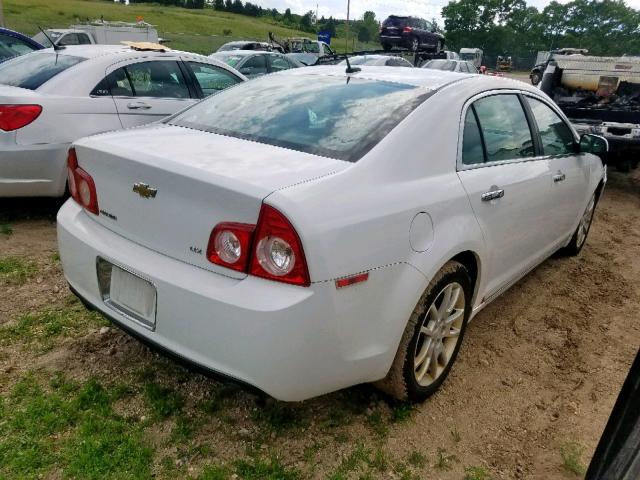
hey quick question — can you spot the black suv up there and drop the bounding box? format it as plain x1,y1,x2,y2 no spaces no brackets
380,16,444,53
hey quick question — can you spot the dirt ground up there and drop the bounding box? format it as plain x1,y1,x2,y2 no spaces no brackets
1,170,639,480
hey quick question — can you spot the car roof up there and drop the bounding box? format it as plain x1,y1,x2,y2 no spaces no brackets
27,45,208,61
281,65,532,93
213,50,278,57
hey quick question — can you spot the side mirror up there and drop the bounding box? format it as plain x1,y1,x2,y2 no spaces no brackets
579,134,608,155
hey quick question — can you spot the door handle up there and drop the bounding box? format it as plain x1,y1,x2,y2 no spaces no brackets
481,189,505,201
553,173,566,183
126,101,152,110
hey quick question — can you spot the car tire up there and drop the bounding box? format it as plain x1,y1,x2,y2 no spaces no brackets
560,192,597,256
374,261,472,402
531,71,541,85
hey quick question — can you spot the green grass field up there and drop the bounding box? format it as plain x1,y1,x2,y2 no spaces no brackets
4,0,379,54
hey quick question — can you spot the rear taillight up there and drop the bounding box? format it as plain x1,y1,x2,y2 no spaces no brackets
0,104,42,131
207,222,254,272
207,204,310,287
67,148,99,215
403,26,413,33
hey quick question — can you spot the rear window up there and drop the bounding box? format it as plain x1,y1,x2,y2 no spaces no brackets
168,74,431,162
0,52,85,90
383,16,408,27
423,60,457,71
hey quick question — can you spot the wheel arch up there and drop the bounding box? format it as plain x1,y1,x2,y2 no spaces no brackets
450,250,481,305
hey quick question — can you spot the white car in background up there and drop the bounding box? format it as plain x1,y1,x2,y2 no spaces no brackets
422,59,478,73
337,55,414,67
0,45,245,197
57,66,606,402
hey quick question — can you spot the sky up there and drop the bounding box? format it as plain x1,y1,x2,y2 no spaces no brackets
249,0,640,24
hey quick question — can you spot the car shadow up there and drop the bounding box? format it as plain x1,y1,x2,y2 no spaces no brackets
0,197,66,223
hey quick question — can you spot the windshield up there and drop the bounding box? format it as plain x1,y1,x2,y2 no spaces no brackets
31,31,64,48
168,74,430,162
0,52,85,90
212,53,244,67
423,60,456,71
459,53,475,61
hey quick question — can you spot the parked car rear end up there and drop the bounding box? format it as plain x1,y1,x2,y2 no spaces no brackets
379,16,444,53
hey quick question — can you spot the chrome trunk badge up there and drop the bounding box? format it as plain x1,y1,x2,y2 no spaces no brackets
132,182,157,199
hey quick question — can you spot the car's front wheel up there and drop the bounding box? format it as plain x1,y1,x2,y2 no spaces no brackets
374,261,472,402
530,70,541,85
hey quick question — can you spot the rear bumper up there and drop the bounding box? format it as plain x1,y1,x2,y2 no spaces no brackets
57,200,423,401
0,142,69,197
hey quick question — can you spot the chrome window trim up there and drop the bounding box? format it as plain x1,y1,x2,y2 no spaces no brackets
456,89,581,172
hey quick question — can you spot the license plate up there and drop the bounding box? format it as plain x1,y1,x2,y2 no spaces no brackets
97,259,157,330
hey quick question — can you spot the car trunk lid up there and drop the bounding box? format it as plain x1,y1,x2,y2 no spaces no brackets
73,124,349,279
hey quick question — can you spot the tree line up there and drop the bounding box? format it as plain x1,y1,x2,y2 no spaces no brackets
442,0,640,61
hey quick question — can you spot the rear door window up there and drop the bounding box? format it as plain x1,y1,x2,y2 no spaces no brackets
472,94,535,162
462,108,485,165
121,61,190,98
526,97,575,155
269,55,291,72
185,61,241,97
0,33,38,60
239,55,268,77
0,52,85,90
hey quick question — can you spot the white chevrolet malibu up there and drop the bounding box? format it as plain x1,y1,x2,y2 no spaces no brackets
0,45,245,197
57,66,607,402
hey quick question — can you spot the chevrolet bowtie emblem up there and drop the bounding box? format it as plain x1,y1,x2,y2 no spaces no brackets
132,182,157,199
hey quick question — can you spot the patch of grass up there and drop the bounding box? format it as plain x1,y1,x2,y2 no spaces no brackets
252,400,307,434
368,447,388,472
0,297,107,350
407,450,427,469
366,410,388,437
560,441,586,476
302,441,323,462
143,382,185,419
328,443,371,480
0,374,152,479
434,448,458,471
451,426,462,443
0,223,13,235
390,401,415,422
51,251,61,262
392,462,416,480
0,255,36,284
199,464,230,480
464,466,492,480
234,456,301,480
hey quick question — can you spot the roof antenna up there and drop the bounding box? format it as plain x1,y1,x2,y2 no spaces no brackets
345,55,360,74
37,25,65,51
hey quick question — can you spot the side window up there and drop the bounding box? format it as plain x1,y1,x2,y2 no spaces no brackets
125,61,190,98
77,33,92,45
90,77,111,96
107,68,134,96
239,55,268,77
526,97,575,156
186,61,240,97
473,94,535,162
59,33,79,46
270,55,290,72
462,107,485,165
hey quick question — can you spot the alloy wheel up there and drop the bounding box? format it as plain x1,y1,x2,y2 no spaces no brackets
413,282,465,386
576,195,596,248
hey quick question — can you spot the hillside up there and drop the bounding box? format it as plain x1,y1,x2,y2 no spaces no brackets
3,0,379,54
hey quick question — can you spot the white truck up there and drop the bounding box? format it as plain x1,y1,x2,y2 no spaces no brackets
32,21,158,47
459,48,483,69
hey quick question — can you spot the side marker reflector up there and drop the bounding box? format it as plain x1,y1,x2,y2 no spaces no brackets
335,272,369,289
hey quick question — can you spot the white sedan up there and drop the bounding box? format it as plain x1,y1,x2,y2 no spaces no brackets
0,45,245,197
57,66,607,402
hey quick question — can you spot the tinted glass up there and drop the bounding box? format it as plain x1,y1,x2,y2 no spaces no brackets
423,60,456,71
473,95,534,162
108,68,134,96
383,16,407,27
187,62,240,96
526,97,575,155
59,33,80,46
462,108,485,165
0,34,37,60
169,75,431,162
269,55,290,72
0,52,85,89
78,33,92,45
125,61,190,98
239,55,267,77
